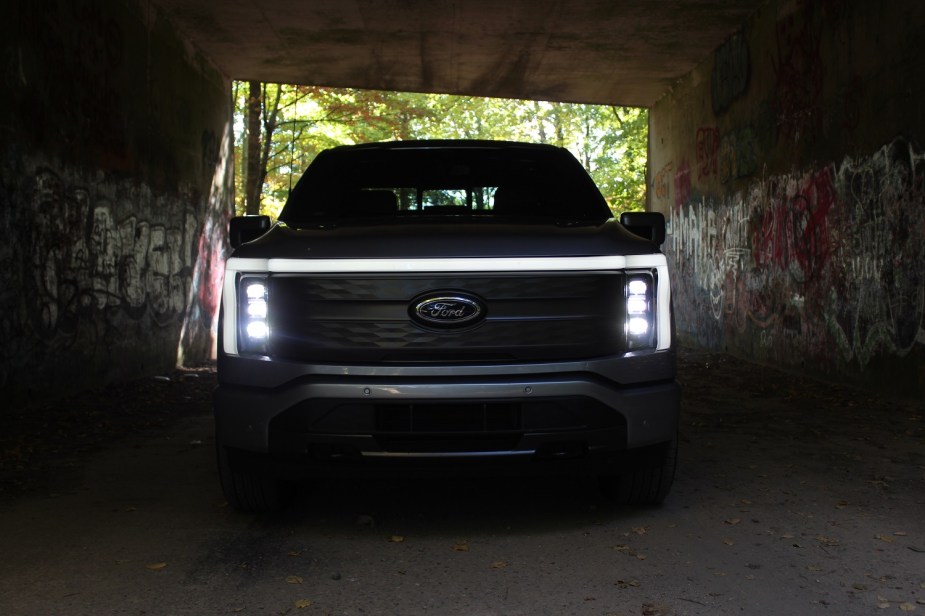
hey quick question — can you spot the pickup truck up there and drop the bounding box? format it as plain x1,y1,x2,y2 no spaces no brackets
215,140,680,511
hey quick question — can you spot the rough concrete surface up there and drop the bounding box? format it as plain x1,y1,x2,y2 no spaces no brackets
0,349,923,615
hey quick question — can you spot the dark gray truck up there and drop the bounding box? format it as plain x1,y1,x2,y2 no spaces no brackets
216,140,679,511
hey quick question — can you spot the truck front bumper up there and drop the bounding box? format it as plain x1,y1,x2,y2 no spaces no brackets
215,351,680,466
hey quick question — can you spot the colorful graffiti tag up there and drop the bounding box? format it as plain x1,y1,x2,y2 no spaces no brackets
667,139,925,376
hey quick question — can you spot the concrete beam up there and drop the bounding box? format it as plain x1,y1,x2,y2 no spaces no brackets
152,0,765,107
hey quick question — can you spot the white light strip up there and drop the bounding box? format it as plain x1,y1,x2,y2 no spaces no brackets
655,264,672,350
222,274,240,355
226,254,667,274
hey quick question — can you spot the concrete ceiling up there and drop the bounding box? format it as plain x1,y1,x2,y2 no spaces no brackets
153,0,765,108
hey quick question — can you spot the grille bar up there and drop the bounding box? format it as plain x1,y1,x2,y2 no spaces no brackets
268,273,625,362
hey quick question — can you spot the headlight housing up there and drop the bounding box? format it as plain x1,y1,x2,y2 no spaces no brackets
625,272,657,350
238,275,269,355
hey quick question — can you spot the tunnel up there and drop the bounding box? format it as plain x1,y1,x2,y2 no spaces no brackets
1,2,924,614
3,0,923,404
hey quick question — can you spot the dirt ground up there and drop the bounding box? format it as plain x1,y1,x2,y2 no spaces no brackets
0,348,923,616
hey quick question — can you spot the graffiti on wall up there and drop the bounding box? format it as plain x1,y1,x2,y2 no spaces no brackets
0,164,202,390
712,32,750,115
696,127,721,180
673,160,692,209
719,125,759,183
654,163,673,201
27,167,195,331
178,126,233,364
771,2,825,143
667,139,925,371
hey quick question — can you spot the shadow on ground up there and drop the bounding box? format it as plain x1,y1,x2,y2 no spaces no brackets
1,348,922,616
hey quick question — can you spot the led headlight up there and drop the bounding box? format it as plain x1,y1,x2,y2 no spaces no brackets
239,276,269,354
625,273,656,350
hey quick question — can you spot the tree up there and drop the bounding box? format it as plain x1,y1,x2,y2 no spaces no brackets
243,80,262,215
233,85,649,217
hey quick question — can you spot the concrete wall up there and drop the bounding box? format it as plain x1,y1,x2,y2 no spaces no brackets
649,0,925,396
0,0,233,406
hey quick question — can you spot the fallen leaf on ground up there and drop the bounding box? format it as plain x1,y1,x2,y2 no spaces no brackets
615,579,640,588
632,527,649,535
725,518,741,525
453,540,469,552
388,535,405,543
491,561,508,569
295,599,313,609
146,562,167,570
723,538,734,546
899,603,916,612
613,544,648,559
286,575,303,584
816,535,840,546
875,534,895,543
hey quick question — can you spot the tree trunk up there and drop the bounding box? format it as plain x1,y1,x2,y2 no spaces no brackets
244,80,262,215
257,85,283,204
533,101,547,142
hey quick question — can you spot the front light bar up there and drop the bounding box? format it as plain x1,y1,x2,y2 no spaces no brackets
625,272,657,350
221,255,673,356
238,276,269,355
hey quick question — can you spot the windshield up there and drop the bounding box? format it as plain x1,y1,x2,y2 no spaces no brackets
278,143,612,226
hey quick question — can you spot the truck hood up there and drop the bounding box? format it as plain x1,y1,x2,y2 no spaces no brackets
232,218,659,259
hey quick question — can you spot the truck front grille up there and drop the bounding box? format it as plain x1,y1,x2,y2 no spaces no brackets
267,273,624,362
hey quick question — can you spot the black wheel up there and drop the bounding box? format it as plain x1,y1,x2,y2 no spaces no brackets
600,438,678,506
217,445,293,512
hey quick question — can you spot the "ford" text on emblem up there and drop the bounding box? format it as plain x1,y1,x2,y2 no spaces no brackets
411,294,485,328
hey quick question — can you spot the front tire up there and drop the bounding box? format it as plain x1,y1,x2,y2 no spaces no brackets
217,445,293,512
600,438,678,506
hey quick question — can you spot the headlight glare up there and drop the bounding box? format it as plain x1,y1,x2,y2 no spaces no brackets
625,273,656,350
247,298,268,318
239,276,270,354
246,282,267,299
628,279,648,295
246,320,269,339
627,296,648,314
628,317,649,336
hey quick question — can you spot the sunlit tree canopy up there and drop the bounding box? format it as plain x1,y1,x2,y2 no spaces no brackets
233,83,648,219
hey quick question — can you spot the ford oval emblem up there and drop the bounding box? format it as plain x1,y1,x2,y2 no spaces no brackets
411,294,485,328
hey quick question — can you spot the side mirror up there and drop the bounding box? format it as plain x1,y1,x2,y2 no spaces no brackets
620,212,666,246
229,215,271,249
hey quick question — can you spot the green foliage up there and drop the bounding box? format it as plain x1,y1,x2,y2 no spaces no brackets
233,84,648,218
